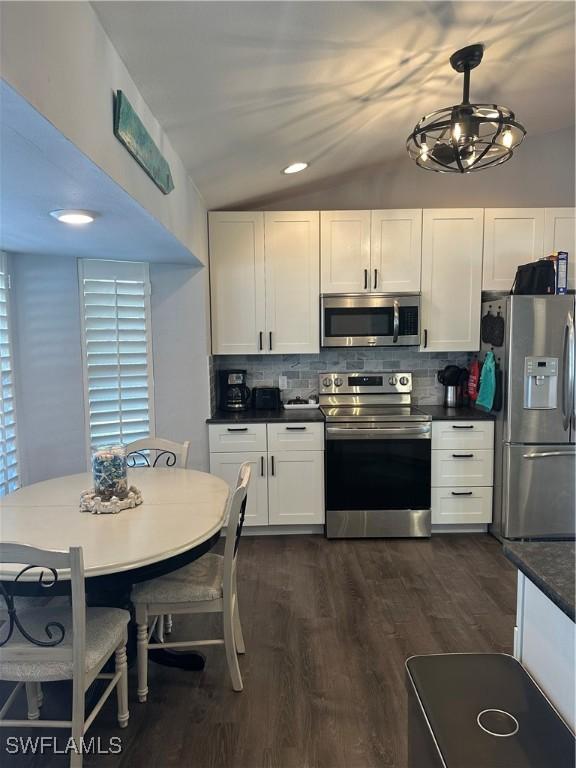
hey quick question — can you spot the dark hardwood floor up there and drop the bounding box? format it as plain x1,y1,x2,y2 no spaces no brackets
1,534,517,768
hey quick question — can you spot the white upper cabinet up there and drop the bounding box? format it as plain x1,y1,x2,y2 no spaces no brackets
210,211,320,355
371,209,422,293
421,209,484,352
320,210,371,293
264,212,320,354
544,208,575,290
482,208,545,291
209,212,265,354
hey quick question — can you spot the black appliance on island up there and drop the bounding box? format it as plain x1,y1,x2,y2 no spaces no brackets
218,370,250,411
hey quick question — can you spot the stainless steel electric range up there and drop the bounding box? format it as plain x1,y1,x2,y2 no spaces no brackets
320,372,432,538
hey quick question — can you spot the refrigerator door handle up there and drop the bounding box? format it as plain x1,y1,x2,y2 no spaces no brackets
561,311,575,431
523,450,576,459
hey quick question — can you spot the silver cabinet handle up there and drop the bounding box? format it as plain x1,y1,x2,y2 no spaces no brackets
393,299,399,344
523,451,576,459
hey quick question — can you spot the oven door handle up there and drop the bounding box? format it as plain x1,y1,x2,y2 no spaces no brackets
393,300,400,344
326,425,431,439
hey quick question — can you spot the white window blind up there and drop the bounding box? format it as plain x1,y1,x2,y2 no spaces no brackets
0,252,19,495
78,260,155,453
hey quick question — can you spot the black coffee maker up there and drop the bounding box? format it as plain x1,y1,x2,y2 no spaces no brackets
219,370,251,411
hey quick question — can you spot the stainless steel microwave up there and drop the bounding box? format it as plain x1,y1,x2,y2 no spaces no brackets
321,294,420,347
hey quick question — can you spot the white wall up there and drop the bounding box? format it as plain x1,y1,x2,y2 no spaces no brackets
12,253,212,486
236,126,576,211
0,2,206,264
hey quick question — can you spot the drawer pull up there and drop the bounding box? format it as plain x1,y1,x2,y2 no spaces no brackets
271,455,275,476
452,425,474,429
452,453,474,458
260,456,265,476
227,427,248,432
285,426,307,431
451,491,473,496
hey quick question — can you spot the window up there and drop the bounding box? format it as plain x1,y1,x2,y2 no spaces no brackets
0,252,19,495
78,260,155,454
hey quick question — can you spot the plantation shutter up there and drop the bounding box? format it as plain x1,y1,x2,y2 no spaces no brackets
0,252,19,495
78,260,155,453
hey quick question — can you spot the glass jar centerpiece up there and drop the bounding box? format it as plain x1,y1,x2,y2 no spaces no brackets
92,445,128,501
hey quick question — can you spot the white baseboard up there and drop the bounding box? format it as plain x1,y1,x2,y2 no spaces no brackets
431,524,488,533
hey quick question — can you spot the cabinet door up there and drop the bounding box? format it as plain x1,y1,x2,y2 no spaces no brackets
209,212,265,354
371,209,422,293
268,451,324,525
264,212,320,354
544,208,575,290
421,209,484,352
482,208,544,291
209,451,268,526
320,211,371,293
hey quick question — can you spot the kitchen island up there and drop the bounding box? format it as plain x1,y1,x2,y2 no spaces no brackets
505,541,575,730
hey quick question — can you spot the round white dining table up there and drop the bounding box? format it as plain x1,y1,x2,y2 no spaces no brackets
0,468,230,583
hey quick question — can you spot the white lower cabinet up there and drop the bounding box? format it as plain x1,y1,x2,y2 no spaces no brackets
431,421,494,525
268,451,324,525
209,451,269,526
209,423,325,527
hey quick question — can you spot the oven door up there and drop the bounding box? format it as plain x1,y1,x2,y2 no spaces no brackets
325,423,431,537
321,294,420,347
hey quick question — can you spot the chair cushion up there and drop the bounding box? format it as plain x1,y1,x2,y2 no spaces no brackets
131,553,224,605
0,606,129,682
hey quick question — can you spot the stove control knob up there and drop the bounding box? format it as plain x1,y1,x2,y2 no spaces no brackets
322,377,334,388
334,377,344,388
399,376,409,386
388,376,398,386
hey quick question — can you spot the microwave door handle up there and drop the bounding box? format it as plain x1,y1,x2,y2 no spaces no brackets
393,300,400,344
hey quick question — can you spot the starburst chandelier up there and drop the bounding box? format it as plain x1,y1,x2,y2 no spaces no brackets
406,44,526,173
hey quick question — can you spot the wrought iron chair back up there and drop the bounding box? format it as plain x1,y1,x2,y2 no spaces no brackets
0,544,84,666
125,437,190,468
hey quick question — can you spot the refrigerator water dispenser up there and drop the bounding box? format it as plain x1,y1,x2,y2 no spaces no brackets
524,357,558,409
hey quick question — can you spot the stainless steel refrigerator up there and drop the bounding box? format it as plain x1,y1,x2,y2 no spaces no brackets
481,295,575,540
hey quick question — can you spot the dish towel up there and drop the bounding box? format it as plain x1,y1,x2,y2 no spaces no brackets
476,351,496,411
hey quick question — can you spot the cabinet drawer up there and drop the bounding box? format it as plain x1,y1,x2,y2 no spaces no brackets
432,420,494,451
267,422,324,452
432,449,494,487
431,486,493,524
209,424,267,453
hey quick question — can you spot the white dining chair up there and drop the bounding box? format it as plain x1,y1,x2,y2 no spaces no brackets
132,463,251,698
125,437,190,640
125,437,190,468
0,544,130,768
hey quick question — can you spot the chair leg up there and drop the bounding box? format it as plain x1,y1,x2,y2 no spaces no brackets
223,602,243,692
115,644,129,728
37,682,44,708
165,613,173,635
70,695,84,768
233,595,246,655
136,621,149,703
25,682,40,720
155,615,165,643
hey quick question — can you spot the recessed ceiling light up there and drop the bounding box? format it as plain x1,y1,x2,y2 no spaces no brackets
282,162,309,175
50,209,97,225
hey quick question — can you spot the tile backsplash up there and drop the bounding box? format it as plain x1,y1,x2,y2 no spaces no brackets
211,349,471,408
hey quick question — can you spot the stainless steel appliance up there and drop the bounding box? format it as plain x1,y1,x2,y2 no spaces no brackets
218,369,251,411
437,365,468,407
321,294,420,348
320,372,432,538
481,295,576,540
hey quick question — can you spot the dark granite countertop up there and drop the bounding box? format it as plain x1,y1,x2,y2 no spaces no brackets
504,541,575,622
207,408,325,424
417,405,496,421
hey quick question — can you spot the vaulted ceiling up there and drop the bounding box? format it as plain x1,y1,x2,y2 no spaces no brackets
93,1,575,208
